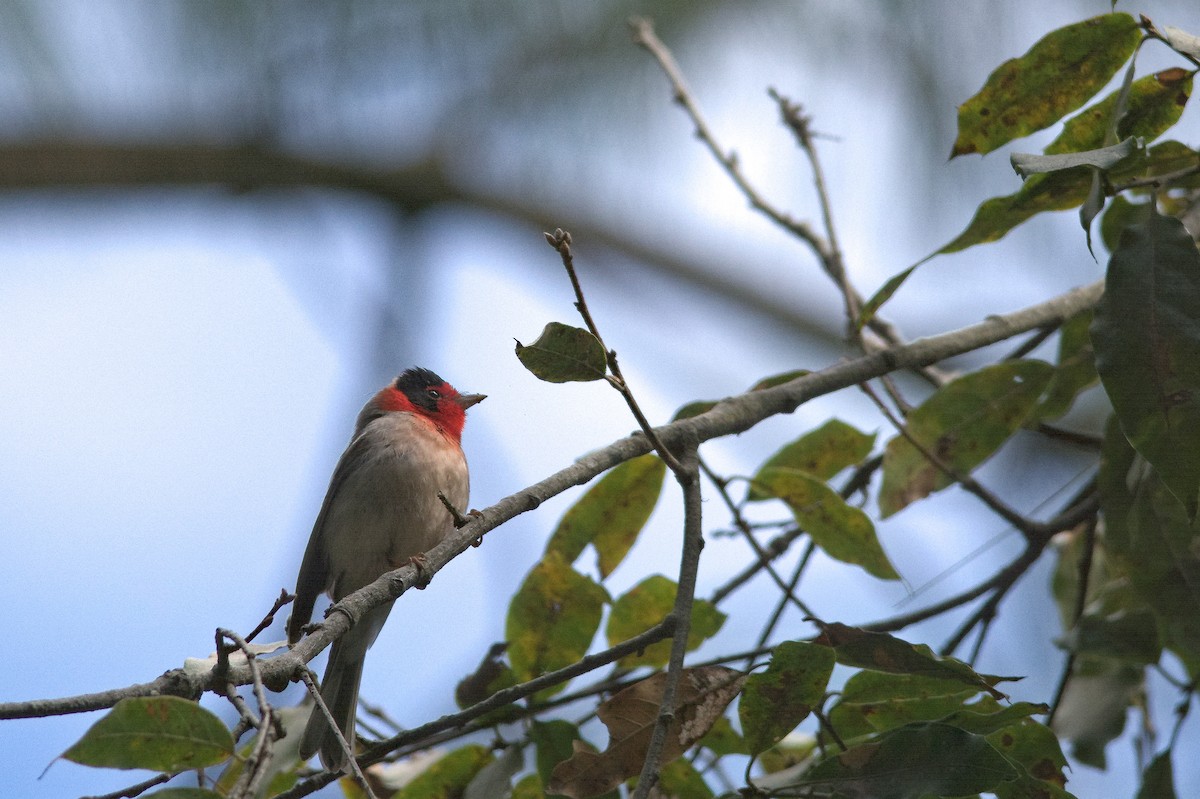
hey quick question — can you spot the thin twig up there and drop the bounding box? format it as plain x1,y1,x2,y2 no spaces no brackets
769,88,858,331
629,18,832,263
701,460,817,618
278,620,680,799
751,541,816,664
299,668,378,799
545,227,685,474
245,589,295,645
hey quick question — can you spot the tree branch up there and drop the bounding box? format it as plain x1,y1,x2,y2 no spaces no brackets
0,278,1104,722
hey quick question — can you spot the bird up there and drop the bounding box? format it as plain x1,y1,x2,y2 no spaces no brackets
286,367,485,771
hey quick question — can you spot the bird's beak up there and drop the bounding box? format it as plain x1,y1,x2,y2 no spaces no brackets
456,393,486,409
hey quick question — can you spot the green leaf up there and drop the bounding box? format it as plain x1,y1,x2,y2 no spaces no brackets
936,701,1049,735
839,670,983,704
986,718,1073,799
747,419,876,500
756,468,899,580
814,622,1014,699
952,13,1141,157
506,552,608,691
545,454,665,578
393,744,494,799
1111,140,1200,190
1034,310,1100,421
62,696,234,772
1098,415,1200,676
1011,136,1143,178
672,400,717,421
698,715,747,757
511,773,544,799
1092,210,1200,518
832,676,982,735
798,722,1019,797
739,641,835,756
605,575,726,668
879,360,1054,516
939,73,1193,256
531,720,583,790
515,322,607,382
1137,750,1178,799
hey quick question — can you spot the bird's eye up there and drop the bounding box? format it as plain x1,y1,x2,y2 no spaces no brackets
427,389,441,399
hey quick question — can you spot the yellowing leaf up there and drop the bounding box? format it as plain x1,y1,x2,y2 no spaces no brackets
505,552,608,691
546,454,665,578
757,468,898,580
941,73,1193,255
952,13,1140,157
605,575,726,668
747,419,875,500
879,360,1053,516
547,667,746,799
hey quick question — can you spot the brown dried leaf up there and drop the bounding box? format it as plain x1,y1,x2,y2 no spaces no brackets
547,666,746,799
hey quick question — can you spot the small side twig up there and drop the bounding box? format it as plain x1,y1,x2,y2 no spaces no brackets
244,589,295,645
769,88,858,332
545,227,684,474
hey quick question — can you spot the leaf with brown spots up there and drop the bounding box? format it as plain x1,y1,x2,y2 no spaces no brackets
813,622,1015,700
879,361,1053,517
952,13,1140,157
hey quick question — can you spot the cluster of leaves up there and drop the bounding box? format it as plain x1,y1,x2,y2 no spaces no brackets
48,10,1200,799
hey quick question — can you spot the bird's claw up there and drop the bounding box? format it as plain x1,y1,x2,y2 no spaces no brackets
409,553,433,588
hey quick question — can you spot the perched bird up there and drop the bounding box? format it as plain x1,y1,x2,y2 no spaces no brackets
287,367,485,771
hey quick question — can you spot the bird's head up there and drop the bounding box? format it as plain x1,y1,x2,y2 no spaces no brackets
376,367,485,441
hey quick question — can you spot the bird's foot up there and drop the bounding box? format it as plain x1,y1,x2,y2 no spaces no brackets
409,553,433,588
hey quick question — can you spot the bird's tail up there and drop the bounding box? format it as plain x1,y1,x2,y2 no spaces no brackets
300,601,394,771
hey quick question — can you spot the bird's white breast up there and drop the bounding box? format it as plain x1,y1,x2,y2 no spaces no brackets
322,412,469,599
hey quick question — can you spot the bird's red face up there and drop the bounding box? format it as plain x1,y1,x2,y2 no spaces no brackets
376,367,485,442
